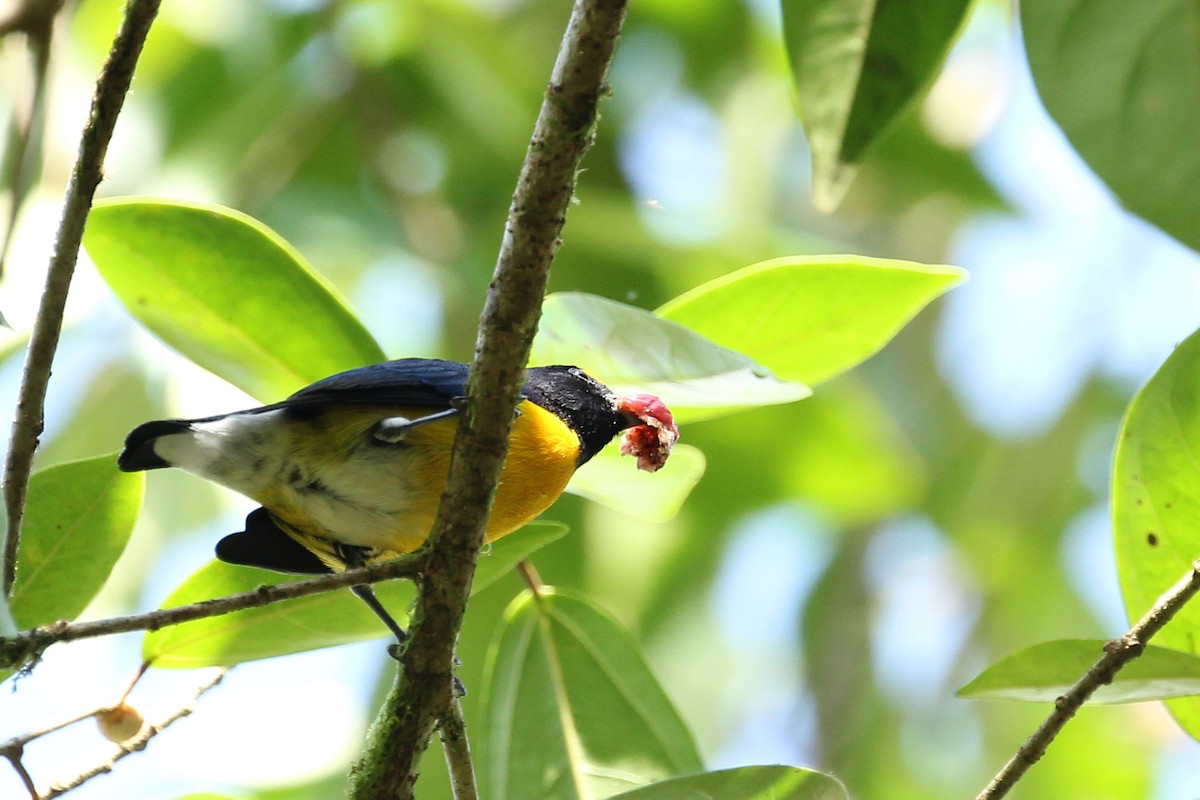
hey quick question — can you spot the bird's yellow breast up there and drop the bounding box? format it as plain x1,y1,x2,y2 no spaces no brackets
257,399,582,558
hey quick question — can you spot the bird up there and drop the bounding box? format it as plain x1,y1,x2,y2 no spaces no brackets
118,357,678,656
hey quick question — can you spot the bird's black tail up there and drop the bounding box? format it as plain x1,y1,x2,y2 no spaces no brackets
117,419,192,472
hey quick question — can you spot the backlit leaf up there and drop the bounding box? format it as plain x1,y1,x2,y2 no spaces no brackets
533,292,810,423
10,455,144,628
658,255,964,386
959,640,1200,704
144,522,566,668
567,443,705,523
84,197,385,402
1113,325,1200,738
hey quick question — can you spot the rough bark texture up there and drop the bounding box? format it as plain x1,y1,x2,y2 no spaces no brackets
347,1,629,797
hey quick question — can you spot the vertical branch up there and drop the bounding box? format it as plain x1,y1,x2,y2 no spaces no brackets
440,699,478,800
346,1,629,797
1,0,162,595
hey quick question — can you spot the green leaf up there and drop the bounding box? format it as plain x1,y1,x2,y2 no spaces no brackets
532,292,810,423
1114,325,1200,737
958,640,1200,704
9,455,144,628
1023,0,1200,252
567,443,705,523
781,0,971,210
84,197,385,402
144,521,566,668
481,589,703,800
607,766,848,800
658,255,964,386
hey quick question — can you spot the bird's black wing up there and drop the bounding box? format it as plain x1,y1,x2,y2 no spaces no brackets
278,358,471,412
216,507,330,574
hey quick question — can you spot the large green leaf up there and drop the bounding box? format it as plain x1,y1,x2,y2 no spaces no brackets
959,640,1200,704
607,766,848,800
1023,0,1200,252
481,589,703,800
781,0,971,210
533,292,810,423
84,197,385,402
566,443,705,523
9,455,144,628
658,255,964,386
1113,325,1200,738
144,522,566,668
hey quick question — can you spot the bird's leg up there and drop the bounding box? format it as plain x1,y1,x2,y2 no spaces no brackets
342,550,466,697
350,583,408,652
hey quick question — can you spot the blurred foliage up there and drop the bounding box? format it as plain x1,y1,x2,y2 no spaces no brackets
1,0,1199,798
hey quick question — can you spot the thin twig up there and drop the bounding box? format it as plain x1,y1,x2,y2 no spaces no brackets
0,660,150,756
439,698,479,800
1,706,105,754
41,669,227,799
2,0,162,595
346,1,629,797
976,558,1200,800
2,746,38,799
0,552,423,670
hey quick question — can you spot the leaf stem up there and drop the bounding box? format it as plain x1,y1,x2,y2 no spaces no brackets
976,558,1200,800
1,0,162,596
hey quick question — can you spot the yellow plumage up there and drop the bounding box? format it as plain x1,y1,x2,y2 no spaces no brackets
255,400,580,567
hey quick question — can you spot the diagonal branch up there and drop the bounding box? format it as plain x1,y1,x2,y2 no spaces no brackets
976,558,1200,800
2,0,162,596
346,1,630,797
0,552,423,670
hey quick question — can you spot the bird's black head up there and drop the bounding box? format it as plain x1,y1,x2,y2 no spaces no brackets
523,366,636,465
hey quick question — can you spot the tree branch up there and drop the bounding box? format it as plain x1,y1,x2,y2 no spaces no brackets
346,1,629,797
0,552,423,670
439,698,478,800
41,668,227,799
2,0,162,596
976,558,1200,800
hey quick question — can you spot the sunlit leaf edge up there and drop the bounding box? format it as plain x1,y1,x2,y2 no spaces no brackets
957,639,1200,705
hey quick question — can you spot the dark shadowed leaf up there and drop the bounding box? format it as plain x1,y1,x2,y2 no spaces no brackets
481,589,703,800
781,0,971,209
1023,0,1200,251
